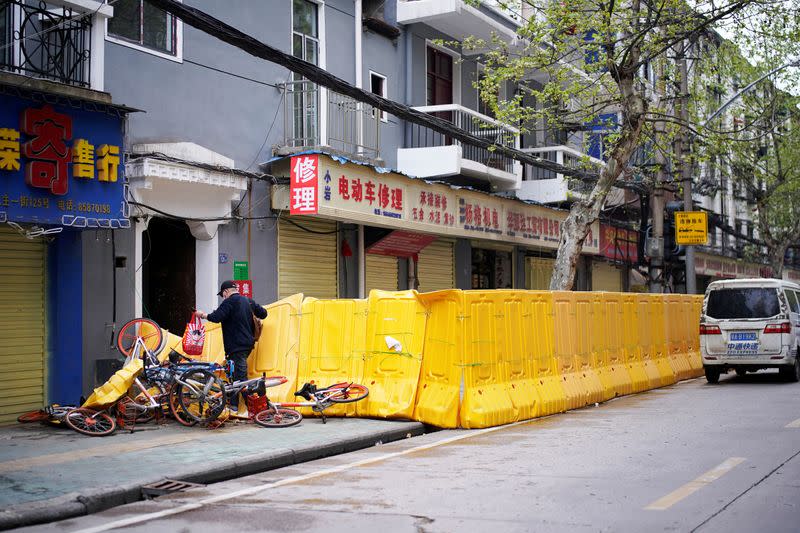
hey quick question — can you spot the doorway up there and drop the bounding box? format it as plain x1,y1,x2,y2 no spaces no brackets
142,218,196,335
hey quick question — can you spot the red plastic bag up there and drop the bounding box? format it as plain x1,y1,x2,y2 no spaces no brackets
182,313,205,356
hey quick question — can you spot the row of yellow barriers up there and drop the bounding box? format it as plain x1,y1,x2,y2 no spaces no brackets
156,290,702,429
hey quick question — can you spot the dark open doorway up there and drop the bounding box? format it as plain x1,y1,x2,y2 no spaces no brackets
142,217,196,335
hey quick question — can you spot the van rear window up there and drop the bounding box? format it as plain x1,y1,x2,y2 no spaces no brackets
706,288,781,319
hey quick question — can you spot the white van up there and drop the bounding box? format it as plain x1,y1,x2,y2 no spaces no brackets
700,278,800,383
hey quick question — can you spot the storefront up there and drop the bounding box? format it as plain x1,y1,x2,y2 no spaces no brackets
271,152,601,298
592,224,640,292
0,85,130,421
277,216,338,300
525,256,555,290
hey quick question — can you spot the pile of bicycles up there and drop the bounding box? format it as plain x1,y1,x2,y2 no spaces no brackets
17,318,368,436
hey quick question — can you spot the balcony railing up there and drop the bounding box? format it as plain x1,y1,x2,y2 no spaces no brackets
1,0,92,87
522,145,605,184
406,104,520,175
280,80,381,159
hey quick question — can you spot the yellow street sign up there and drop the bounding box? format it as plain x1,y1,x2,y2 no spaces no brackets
675,211,708,245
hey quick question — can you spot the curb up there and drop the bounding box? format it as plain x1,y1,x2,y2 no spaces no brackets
0,422,426,530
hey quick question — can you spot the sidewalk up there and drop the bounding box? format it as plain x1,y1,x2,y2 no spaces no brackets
0,416,426,530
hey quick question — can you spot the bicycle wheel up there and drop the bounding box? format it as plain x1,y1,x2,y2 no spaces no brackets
174,369,226,424
65,408,117,437
117,318,164,358
326,383,369,403
254,407,303,428
165,383,198,427
17,410,50,423
122,383,164,424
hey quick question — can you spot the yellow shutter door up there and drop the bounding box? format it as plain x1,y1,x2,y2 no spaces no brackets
417,239,455,292
525,257,554,290
278,217,338,300
592,261,623,291
366,254,398,293
0,227,46,424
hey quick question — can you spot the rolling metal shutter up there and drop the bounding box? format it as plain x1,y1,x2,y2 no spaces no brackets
278,217,338,300
525,257,555,290
366,254,398,294
592,261,623,291
0,227,46,424
417,239,455,292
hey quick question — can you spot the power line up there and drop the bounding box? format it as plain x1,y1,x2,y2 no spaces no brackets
144,0,613,186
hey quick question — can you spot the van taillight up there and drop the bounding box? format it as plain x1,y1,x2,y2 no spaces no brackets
763,322,791,334
700,324,721,335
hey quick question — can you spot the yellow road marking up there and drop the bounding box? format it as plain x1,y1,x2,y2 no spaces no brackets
785,418,800,428
644,457,746,511
0,434,196,473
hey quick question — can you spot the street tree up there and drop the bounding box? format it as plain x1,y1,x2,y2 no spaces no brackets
466,0,800,289
700,50,800,276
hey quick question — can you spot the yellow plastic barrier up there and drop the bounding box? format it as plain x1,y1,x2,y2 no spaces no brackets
687,295,704,376
361,290,426,419
635,295,663,389
622,294,650,393
458,290,518,428
599,292,634,397
587,292,618,402
498,291,539,421
83,358,143,408
648,295,677,387
664,295,693,381
248,294,303,403
296,297,367,418
524,291,566,417
553,291,605,408
413,290,463,428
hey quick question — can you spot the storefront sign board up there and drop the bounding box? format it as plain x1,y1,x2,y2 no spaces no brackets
0,96,127,226
274,156,600,254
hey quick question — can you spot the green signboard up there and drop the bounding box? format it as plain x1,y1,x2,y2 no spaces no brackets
233,261,249,281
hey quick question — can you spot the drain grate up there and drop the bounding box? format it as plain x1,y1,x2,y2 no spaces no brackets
141,479,205,499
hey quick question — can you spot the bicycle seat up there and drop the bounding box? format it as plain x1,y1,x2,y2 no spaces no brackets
294,382,317,400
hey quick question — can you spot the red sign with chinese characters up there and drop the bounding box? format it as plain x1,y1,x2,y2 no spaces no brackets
600,225,638,263
233,280,253,298
290,154,319,214
366,230,437,258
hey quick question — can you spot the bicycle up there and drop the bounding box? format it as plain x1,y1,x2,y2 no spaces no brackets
171,362,294,426
17,404,118,436
253,381,369,427
115,318,221,428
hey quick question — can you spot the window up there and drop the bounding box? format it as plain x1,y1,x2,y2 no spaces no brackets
370,71,388,122
290,0,321,145
293,0,319,68
107,0,180,59
706,288,781,320
785,290,800,314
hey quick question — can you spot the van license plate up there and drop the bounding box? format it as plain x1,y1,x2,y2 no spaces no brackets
730,332,757,341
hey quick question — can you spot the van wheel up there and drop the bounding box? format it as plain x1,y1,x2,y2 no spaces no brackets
780,358,800,383
704,366,721,384
735,368,747,377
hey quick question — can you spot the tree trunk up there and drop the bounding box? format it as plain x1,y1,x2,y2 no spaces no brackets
550,79,646,290
768,245,787,279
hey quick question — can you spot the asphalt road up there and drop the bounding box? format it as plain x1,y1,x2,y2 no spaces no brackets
23,370,800,533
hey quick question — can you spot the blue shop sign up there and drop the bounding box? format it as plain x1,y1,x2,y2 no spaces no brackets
0,94,128,227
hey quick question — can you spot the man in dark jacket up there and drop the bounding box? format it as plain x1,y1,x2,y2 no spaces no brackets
197,280,268,416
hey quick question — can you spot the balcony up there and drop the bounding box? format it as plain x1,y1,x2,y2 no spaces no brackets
0,0,111,90
396,0,519,49
397,104,522,190
516,145,624,205
277,80,381,161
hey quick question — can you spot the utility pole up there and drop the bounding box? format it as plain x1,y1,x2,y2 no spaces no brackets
676,42,696,294
649,59,667,293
